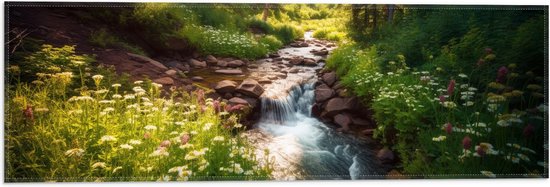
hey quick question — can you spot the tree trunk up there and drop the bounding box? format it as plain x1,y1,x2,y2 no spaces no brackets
372,5,378,31
262,4,269,21
387,4,395,24
363,5,369,30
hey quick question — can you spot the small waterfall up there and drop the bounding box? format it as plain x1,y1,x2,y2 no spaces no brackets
260,83,315,123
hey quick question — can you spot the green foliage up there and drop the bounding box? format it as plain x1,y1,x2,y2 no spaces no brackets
246,18,274,34
259,35,283,52
271,24,304,44
6,68,273,181
89,28,146,55
180,25,269,59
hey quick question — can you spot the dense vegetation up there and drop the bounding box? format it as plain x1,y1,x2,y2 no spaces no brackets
327,6,547,177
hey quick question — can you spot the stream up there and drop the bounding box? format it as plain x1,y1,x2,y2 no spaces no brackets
243,32,385,180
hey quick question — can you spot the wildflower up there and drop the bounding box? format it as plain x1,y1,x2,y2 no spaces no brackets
487,82,505,90
65,148,85,157
203,123,213,131
112,166,123,173
463,101,474,106
432,135,447,142
150,147,169,157
480,171,496,178
523,124,535,138
180,134,190,145
160,140,171,148
439,95,446,103
151,83,162,88
129,139,142,145
120,144,134,150
213,136,225,142
22,105,34,121
447,80,456,96
526,84,542,91
112,83,121,88
99,100,114,104
134,80,143,85
443,123,453,134
99,135,117,143
112,94,122,99
505,155,520,164
144,125,157,131
477,58,485,66
442,101,457,109
462,136,472,149
72,60,86,65
474,143,498,157
92,74,104,83
92,162,107,169
458,73,468,78
496,66,508,83
537,104,548,112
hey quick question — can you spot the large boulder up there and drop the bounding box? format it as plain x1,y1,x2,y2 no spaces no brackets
215,69,243,75
189,59,207,68
314,84,335,103
303,58,317,66
322,72,337,86
227,60,245,67
236,79,265,98
153,77,174,85
215,80,238,93
205,55,218,65
127,53,168,70
324,97,358,116
334,114,351,131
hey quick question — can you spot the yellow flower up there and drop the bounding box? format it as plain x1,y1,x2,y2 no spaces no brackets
488,82,505,90
527,84,542,91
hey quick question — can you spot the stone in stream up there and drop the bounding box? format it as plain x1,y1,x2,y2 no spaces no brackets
334,114,351,131
351,117,372,127
313,50,329,56
189,59,207,68
153,77,174,85
165,69,178,76
248,64,259,69
227,60,245,67
215,80,238,93
127,53,168,70
288,68,300,73
205,55,218,64
217,60,228,67
303,58,317,66
314,84,335,103
322,71,337,86
215,69,243,75
190,76,204,82
228,97,250,106
258,78,272,84
324,97,358,117
377,147,395,164
236,79,264,98
289,57,304,65
269,53,281,58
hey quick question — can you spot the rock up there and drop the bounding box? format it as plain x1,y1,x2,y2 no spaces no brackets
299,42,309,47
333,114,351,131
274,72,287,79
217,60,228,67
337,88,349,97
258,78,272,84
228,97,250,106
184,84,196,92
243,97,259,108
269,53,281,58
351,117,371,126
314,84,335,102
324,97,358,116
165,69,178,76
289,68,300,73
313,50,329,56
215,69,243,75
206,55,218,65
377,147,395,163
332,81,344,90
153,77,174,85
322,72,337,86
190,76,204,82
215,80,238,93
165,60,188,71
303,58,317,66
311,103,322,117
236,79,265,98
248,64,259,69
189,59,207,68
227,60,245,67
289,57,303,65
127,53,168,70
223,93,233,99
361,128,375,136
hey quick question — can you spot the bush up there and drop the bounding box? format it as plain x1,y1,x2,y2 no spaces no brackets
246,18,274,34
90,28,147,55
272,24,304,44
180,25,269,59
259,35,283,52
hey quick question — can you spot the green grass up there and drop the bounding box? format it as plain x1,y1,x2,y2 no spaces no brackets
89,28,146,56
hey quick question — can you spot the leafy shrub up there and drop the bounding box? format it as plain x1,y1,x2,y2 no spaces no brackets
272,24,304,44
90,28,146,55
258,35,283,52
246,18,274,34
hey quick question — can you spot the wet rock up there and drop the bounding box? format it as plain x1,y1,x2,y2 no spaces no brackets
190,76,204,82
351,117,371,127
223,93,233,99
273,57,283,61
289,57,304,65
206,55,218,65
229,97,250,106
311,103,322,117
165,69,178,76
227,60,245,67
127,53,168,70
273,72,287,79
258,78,272,84
314,84,335,102
153,77,174,85
361,128,375,136
324,97,358,116
327,43,336,48
334,114,351,131
165,60,188,71
313,50,329,56
243,97,259,108
289,68,300,73
303,58,317,66
217,60,228,67
299,42,309,47
377,147,395,164
189,59,207,68
248,64,259,69
236,79,265,98
184,84,196,92
332,81,344,90
322,71,337,86
215,69,243,75
215,80,238,93
269,53,280,58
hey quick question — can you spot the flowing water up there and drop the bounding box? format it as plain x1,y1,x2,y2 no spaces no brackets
244,32,385,180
